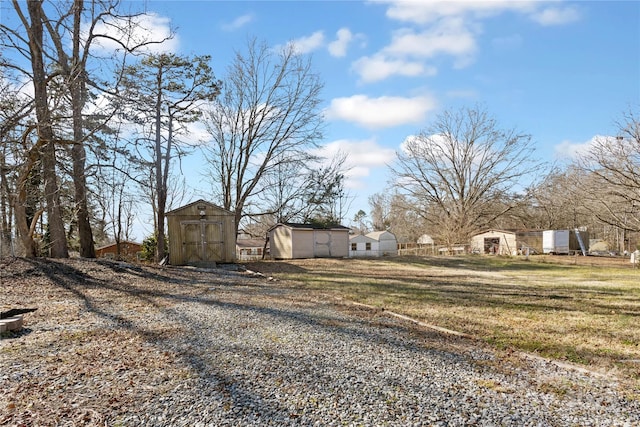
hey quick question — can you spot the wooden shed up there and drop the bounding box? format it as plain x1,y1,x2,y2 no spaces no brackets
268,223,350,259
95,241,142,262
166,200,236,266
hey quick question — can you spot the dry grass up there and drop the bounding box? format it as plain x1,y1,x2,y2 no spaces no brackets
244,255,640,384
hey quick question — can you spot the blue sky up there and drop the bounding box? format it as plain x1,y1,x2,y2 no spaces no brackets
5,0,640,239
133,1,640,235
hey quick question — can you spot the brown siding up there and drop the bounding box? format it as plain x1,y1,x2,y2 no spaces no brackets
516,231,543,254
95,242,142,261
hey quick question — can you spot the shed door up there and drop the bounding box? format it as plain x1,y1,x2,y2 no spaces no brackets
314,230,331,257
181,220,224,263
484,237,500,254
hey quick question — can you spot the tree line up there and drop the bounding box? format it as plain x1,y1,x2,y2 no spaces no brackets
359,108,639,253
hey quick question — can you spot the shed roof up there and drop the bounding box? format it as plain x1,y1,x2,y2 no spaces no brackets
95,241,142,251
366,230,397,241
473,229,517,237
236,239,266,249
349,234,376,243
166,199,234,216
268,222,350,232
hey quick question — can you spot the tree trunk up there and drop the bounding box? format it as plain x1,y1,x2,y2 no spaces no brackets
13,157,39,257
70,0,95,258
26,0,68,258
154,67,166,262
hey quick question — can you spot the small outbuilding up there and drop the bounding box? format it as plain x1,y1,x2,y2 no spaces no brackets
268,223,350,259
367,230,398,256
349,234,377,257
350,230,398,257
166,200,236,266
236,238,267,261
95,241,142,261
471,229,518,255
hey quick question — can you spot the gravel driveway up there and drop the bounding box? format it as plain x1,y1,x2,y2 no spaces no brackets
1,258,638,426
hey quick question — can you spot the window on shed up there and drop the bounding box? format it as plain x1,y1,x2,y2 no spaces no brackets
351,243,357,251
366,242,371,250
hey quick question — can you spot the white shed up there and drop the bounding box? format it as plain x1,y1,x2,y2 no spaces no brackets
349,230,398,257
349,234,377,257
268,223,350,259
471,229,517,255
367,230,398,256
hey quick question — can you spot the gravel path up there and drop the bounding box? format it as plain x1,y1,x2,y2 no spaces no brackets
1,259,639,426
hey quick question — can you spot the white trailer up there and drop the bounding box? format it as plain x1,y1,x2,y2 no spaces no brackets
543,230,570,254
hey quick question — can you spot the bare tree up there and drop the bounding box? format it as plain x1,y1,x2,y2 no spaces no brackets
368,192,393,232
390,106,542,247
369,192,427,243
577,109,640,250
302,152,352,226
119,53,220,261
521,166,591,230
203,38,324,235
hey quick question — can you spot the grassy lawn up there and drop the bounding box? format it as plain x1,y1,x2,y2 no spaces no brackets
246,255,640,384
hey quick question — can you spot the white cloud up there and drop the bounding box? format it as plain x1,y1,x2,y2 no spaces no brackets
554,135,599,161
325,94,437,129
314,138,397,189
222,14,254,31
351,14,478,82
287,31,325,54
328,28,353,57
383,19,476,60
531,6,581,26
379,0,580,27
352,54,435,83
356,0,581,82
88,13,178,54
380,0,537,24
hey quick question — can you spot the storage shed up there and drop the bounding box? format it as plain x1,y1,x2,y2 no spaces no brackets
349,233,377,257
367,230,398,256
350,230,397,257
95,241,142,262
268,223,349,259
471,229,518,255
166,200,236,266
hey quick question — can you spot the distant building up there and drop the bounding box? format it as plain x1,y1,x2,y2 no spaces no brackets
95,241,142,261
236,238,266,261
268,223,350,259
470,230,518,255
350,230,398,257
